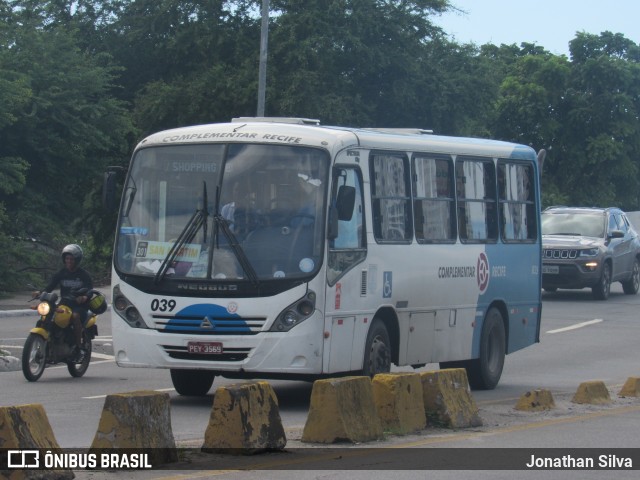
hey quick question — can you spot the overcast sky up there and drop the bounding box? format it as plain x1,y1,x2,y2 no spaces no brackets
434,0,638,56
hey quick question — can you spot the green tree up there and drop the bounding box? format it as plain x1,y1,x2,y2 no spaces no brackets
490,34,640,209
100,0,261,134
0,1,134,286
560,32,640,209
490,45,571,205
267,0,451,126
0,1,34,290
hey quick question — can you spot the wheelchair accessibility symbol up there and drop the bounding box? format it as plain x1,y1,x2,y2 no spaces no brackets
383,271,393,298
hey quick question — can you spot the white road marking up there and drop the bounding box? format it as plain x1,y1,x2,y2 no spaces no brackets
546,318,603,334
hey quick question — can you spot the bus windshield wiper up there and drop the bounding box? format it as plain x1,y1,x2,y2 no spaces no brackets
123,185,137,217
154,182,209,284
213,213,259,286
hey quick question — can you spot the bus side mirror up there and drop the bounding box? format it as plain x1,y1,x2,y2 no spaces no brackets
336,185,356,221
102,170,118,212
328,186,356,240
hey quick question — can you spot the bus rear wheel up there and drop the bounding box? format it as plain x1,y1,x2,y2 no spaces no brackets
170,369,215,396
362,319,391,377
468,307,506,390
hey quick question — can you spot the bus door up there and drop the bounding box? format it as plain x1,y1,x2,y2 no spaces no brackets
324,166,367,373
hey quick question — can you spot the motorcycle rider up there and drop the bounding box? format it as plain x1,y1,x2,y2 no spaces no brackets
35,244,94,362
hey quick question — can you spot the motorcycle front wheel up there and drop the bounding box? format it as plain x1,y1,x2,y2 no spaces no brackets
67,335,92,377
22,333,47,382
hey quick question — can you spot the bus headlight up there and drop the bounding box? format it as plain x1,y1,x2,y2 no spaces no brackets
113,284,149,329
271,290,316,332
282,311,298,327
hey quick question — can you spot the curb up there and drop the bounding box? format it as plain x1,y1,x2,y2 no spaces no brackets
0,308,37,318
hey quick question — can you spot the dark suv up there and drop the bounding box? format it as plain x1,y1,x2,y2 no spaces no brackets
541,207,640,300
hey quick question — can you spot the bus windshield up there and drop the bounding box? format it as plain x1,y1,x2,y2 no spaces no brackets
115,143,329,283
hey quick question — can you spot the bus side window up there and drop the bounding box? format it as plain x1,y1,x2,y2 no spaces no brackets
412,155,456,243
455,158,498,243
370,153,412,243
498,161,537,242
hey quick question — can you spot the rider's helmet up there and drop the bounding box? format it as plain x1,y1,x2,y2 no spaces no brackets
61,244,83,265
88,292,107,314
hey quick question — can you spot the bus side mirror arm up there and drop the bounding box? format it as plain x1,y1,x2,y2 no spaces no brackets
328,206,339,240
537,149,546,179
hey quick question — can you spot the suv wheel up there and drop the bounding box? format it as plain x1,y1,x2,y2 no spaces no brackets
592,262,611,300
622,258,640,295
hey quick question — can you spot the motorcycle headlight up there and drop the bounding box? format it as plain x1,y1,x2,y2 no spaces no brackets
37,302,51,316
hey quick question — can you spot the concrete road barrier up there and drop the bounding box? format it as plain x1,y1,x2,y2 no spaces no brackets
302,376,383,444
201,381,286,454
0,404,60,448
90,390,177,465
514,389,556,411
0,403,73,480
618,377,640,397
372,373,426,434
419,369,482,428
572,381,611,405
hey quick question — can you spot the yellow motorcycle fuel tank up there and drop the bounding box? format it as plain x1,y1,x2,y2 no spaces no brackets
86,314,97,328
53,304,72,328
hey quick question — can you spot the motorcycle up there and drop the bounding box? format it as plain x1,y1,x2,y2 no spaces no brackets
21,287,107,382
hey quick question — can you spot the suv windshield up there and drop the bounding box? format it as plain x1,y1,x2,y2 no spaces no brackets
541,212,605,238
115,143,328,284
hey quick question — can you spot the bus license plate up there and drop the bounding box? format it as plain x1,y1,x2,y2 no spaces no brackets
187,342,223,354
542,265,559,274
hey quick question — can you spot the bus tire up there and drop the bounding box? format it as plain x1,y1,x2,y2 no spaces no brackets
362,319,391,377
170,369,215,396
466,307,505,390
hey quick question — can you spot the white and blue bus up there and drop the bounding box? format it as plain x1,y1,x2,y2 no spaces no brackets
104,117,542,395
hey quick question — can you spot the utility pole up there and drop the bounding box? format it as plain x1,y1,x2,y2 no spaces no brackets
257,0,269,117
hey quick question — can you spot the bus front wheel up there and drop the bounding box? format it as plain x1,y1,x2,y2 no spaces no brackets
467,307,506,390
170,369,215,396
362,319,392,377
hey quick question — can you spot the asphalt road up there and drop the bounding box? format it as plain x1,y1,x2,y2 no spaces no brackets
2,284,640,479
